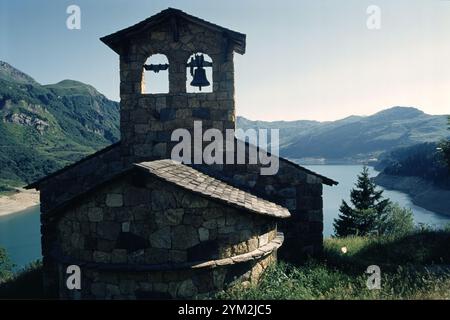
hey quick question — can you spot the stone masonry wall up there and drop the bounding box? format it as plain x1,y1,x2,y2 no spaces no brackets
58,251,277,299
119,20,235,163
199,142,324,262
54,172,280,298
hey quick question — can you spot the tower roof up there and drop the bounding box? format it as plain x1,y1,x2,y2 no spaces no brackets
100,8,246,55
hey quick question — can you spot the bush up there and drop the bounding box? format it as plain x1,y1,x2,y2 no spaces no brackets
0,247,13,283
378,203,414,237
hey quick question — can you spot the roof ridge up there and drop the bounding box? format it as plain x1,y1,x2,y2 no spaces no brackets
26,142,121,189
100,7,246,55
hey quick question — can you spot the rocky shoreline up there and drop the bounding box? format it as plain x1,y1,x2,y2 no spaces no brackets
374,173,450,217
0,188,40,216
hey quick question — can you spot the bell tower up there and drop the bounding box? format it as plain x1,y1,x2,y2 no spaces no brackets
101,8,246,163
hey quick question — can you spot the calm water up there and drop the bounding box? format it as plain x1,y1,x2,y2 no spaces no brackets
0,165,449,268
0,205,41,270
305,165,450,237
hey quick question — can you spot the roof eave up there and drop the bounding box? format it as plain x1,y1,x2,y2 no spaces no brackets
100,8,246,56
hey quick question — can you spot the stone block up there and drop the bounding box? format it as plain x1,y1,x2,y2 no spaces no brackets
122,222,130,232
160,108,176,121
202,220,217,230
153,282,168,293
152,142,167,157
247,237,259,252
91,283,106,297
106,194,123,207
93,251,111,263
119,279,135,295
192,107,210,119
111,249,128,263
198,227,209,241
170,250,187,263
177,279,197,298
151,190,177,211
97,222,121,241
98,239,115,252
258,233,269,247
155,208,184,226
149,227,171,249
172,225,200,250
105,284,121,298
155,96,166,109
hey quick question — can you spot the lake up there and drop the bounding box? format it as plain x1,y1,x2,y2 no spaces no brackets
305,165,450,237
0,205,41,270
0,165,449,269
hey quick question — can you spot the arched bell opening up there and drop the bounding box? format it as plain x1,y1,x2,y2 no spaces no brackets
142,54,169,94
186,53,213,93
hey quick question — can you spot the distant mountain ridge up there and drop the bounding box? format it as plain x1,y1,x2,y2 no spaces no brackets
1,61,448,190
0,61,120,190
237,107,449,162
0,61,39,85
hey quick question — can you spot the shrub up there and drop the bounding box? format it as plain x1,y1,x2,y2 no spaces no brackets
0,247,13,283
378,203,414,237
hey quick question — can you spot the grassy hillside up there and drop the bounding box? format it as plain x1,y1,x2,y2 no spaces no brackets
2,230,449,299
222,230,450,300
0,62,120,191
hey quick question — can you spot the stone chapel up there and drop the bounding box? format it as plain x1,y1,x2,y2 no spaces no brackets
27,8,337,299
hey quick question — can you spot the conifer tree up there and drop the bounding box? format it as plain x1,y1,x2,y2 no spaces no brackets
334,166,390,237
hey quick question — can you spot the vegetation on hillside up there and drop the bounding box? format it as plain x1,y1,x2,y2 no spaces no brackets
222,229,450,300
0,247,13,281
0,62,120,191
376,142,450,189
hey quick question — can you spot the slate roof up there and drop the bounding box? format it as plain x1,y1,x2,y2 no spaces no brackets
100,8,246,55
135,160,291,219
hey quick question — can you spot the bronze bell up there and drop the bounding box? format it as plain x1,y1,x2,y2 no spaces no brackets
188,54,212,91
190,67,210,91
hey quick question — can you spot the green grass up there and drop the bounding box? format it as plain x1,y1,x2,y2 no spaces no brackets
323,230,450,271
221,230,450,300
1,231,450,299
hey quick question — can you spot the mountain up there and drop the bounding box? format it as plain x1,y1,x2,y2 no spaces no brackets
0,61,120,190
1,61,448,190
0,61,39,85
237,107,449,162
373,142,450,215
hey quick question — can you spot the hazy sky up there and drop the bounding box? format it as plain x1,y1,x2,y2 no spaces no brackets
1,0,450,121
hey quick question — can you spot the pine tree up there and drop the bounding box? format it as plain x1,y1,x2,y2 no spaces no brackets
333,166,390,237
